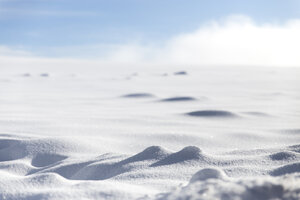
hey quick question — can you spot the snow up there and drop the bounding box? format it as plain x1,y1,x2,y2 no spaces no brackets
0,63,300,199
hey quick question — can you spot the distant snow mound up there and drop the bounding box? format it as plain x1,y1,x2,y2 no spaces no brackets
161,96,196,102
271,162,300,176
269,151,297,161
174,71,187,75
289,144,300,153
122,93,154,98
190,168,227,182
22,73,31,77
186,110,237,118
40,73,49,77
243,111,270,117
151,146,204,166
285,129,300,135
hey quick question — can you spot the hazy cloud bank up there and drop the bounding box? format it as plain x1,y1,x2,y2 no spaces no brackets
1,15,300,68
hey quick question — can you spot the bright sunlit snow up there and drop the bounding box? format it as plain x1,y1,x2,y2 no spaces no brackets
1,1,300,199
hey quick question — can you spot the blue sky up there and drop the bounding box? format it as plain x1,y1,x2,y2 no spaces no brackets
0,0,300,66
1,1,299,50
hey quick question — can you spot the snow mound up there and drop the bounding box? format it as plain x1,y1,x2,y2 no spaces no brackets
22,73,31,77
122,93,155,98
159,172,300,200
0,139,27,161
122,146,170,164
190,168,227,182
40,73,49,77
269,151,297,161
289,144,300,153
36,160,95,179
45,146,170,180
243,111,270,117
174,71,187,75
271,162,300,176
186,110,237,118
151,146,205,166
31,153,67,167
160,96,196,102
0,137,81,163
0,162,33,176
71,162,130,180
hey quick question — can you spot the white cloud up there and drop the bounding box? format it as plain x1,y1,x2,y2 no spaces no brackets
1,15,300,68
158,15,300,67
102,15,300,67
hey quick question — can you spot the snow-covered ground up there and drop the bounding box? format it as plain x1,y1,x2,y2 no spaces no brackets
0,63,300,199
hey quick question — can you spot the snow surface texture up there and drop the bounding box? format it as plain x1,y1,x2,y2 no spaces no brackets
0,64,300,200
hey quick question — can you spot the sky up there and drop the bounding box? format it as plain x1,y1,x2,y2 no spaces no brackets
1,0,300,66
